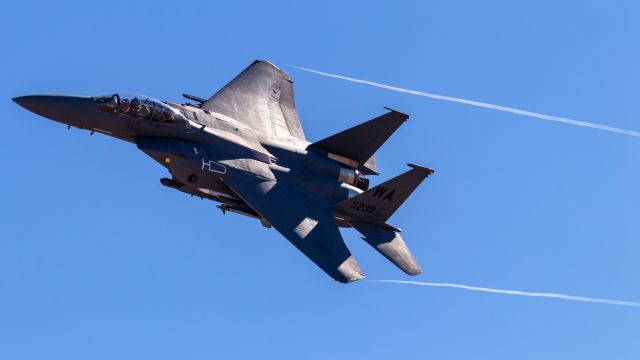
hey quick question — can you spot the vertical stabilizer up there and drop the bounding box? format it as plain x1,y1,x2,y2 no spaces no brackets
334,164,433,224
309,109,408,174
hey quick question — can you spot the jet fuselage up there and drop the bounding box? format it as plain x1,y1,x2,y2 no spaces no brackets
13,93,363,226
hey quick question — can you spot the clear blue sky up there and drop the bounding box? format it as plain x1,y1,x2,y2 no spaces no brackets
1,1,639,359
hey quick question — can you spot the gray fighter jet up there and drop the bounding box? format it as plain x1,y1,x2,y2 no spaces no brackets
13,60,433,283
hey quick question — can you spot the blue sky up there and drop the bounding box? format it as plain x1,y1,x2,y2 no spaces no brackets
1,1,639,358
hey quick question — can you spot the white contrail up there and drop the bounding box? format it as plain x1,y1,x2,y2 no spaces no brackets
370,280,640,308
290,65,640,138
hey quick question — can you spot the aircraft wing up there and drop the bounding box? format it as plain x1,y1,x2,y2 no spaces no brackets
223,174,364,283
202,60,306,141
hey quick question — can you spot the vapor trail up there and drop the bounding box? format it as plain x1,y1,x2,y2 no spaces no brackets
290,65,640,138
370,280,640,308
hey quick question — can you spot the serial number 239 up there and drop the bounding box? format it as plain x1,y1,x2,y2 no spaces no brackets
350,202,376,214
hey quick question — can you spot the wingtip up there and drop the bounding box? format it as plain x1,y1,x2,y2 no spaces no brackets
251,59,293,82
335,256,366,283
336,273,366,283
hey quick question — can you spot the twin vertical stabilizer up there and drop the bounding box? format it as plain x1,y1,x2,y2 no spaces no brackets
309,108,432,276
308,109,408,175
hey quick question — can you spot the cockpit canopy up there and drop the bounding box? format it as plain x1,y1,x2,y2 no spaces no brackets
94,94,185,122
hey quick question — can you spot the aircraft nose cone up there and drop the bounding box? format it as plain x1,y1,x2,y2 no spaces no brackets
13,95,95,126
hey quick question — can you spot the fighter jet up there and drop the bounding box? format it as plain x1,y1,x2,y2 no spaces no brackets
13,60,433,283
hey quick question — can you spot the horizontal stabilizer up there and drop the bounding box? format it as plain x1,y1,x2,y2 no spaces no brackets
351,222,421,275
334,164,433,224
309,109,408,173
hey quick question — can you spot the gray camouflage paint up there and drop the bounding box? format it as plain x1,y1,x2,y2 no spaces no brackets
13,60,432,283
